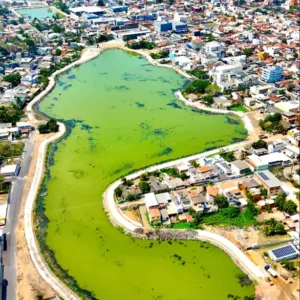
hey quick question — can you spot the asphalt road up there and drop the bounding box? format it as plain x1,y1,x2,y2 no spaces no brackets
2,132,36,300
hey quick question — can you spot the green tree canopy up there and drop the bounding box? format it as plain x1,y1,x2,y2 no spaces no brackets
243,48,253,57
184,80,210,94
138,181,150,193
3,72,21,87
214,194,229,209
283,200,297,215
205,84,221,96
252,139,268,149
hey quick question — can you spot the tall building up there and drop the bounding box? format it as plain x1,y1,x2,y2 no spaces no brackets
261,66,283,83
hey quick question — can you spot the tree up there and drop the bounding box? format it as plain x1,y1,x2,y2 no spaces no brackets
140,173,149,181
205,84,221,96
220,206,240,218
263,52,269,59
0,104,23,125
3,72,21,87
262,218,286,236
184,80,210,94
97,0,105,6
24,38,36,54
114,186,122,198
220,151,236,162
47,119,58,132
278,89,286,95
214,194,229,209
38,119,58,134
203,95,214,106
251,139,267,149
53,1,69,13
243,48,253,57
283,200,297,215
274,192,287,210
281,259,296,271
260,188,268,197
179,172,188,180
190,160,199,168
0,175,4,191
138,181,150,193
287,84,295,92
245,201,260,217
55,48,62,56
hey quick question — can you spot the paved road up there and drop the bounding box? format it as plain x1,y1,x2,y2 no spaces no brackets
2,131,36,300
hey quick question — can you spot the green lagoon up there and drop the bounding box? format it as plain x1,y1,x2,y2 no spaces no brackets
38,50,252,299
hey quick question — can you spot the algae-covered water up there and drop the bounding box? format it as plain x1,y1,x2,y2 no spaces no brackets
38,50,252,299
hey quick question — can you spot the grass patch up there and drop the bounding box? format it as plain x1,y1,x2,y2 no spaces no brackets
230,105,248,112
201,208,259,227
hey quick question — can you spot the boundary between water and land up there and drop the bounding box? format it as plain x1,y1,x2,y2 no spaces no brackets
23,41,263,299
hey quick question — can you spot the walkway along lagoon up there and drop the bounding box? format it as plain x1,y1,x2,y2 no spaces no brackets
31,48,255,299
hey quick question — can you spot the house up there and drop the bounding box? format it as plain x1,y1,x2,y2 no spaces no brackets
148,207,161,224
206,186,219,204
188,93,199,102
21,74,40,86
254,170,282,197
0,164,20,177
155,193,171,208
230,160,252,175
248,188,262,202
286,128,300,146
145,193,159,211
149,177,169,193
247,153,292,170
239,178,261,190
160,209,169,222
261,66,283,83
268,140,286,153
256,199,274,210
172,198,184,214
252,148,268,156
216,162,232,175
163,175,187,190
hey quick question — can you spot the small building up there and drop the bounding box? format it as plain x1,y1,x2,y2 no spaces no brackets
145,192,158,211
239,178,261,190
160,209,169,222
257,199,274,210
268,244,299,262
188,93,199,102
155,193,171,208
0,164,20,177
254,170,282,197
148,207,161,224
206,186,219,204
231,160,252,175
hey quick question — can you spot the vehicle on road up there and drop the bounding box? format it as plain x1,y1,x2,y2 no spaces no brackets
1,233,7,251
265,265,277,278
2,279,8,287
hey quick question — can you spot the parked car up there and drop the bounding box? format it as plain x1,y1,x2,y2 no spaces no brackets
1,233,7,251
2,279,8,287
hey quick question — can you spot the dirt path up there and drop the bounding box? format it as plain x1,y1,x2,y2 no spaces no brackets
16,130,55,300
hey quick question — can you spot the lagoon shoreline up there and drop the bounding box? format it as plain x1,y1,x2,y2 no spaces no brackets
23,42,259,299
